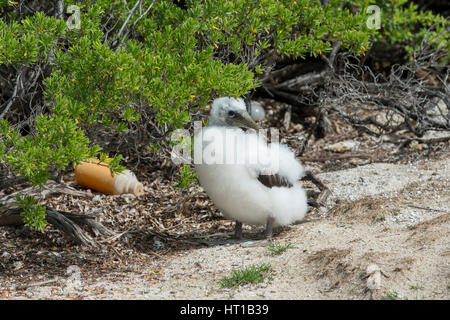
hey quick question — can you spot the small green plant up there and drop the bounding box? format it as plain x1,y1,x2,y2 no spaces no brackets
409,284,424,291
147,142,161,155
15,195,47,233
219,263,273,288
409,284,424,299
383,290,399,300
392,209,400,217
267,241,296,255
175,164,198,188
371,213,386,225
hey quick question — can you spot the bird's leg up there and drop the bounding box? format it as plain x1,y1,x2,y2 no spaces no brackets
234,221,243,239
265,216,275,240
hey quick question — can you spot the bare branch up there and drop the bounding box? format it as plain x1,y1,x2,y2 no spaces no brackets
0,70,22,120
115,0,157,51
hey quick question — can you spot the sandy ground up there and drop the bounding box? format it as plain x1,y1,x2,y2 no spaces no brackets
2,154,448,300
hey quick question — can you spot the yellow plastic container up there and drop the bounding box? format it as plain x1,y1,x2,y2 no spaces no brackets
74,159,144,196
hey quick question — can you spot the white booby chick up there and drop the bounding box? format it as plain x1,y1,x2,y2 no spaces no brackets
195,97,307,239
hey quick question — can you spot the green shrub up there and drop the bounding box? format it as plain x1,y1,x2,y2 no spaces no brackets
371,0,449,59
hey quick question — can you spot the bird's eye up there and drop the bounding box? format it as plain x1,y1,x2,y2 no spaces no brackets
228,110,236,117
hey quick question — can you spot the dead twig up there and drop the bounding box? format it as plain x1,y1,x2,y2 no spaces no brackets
0,207,108,248
0,70,22,120
394,135,450,154
15,277,60,290
0,180,93,206
300,153,375,162
301,171,331,207
406,205,449,214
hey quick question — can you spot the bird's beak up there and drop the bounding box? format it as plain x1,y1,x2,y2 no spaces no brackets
233,111,260,130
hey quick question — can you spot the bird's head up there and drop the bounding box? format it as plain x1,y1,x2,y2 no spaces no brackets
209,97,260,130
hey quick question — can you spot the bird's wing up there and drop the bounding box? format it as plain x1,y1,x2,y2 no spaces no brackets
257,173,293,188
251,140,305,189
